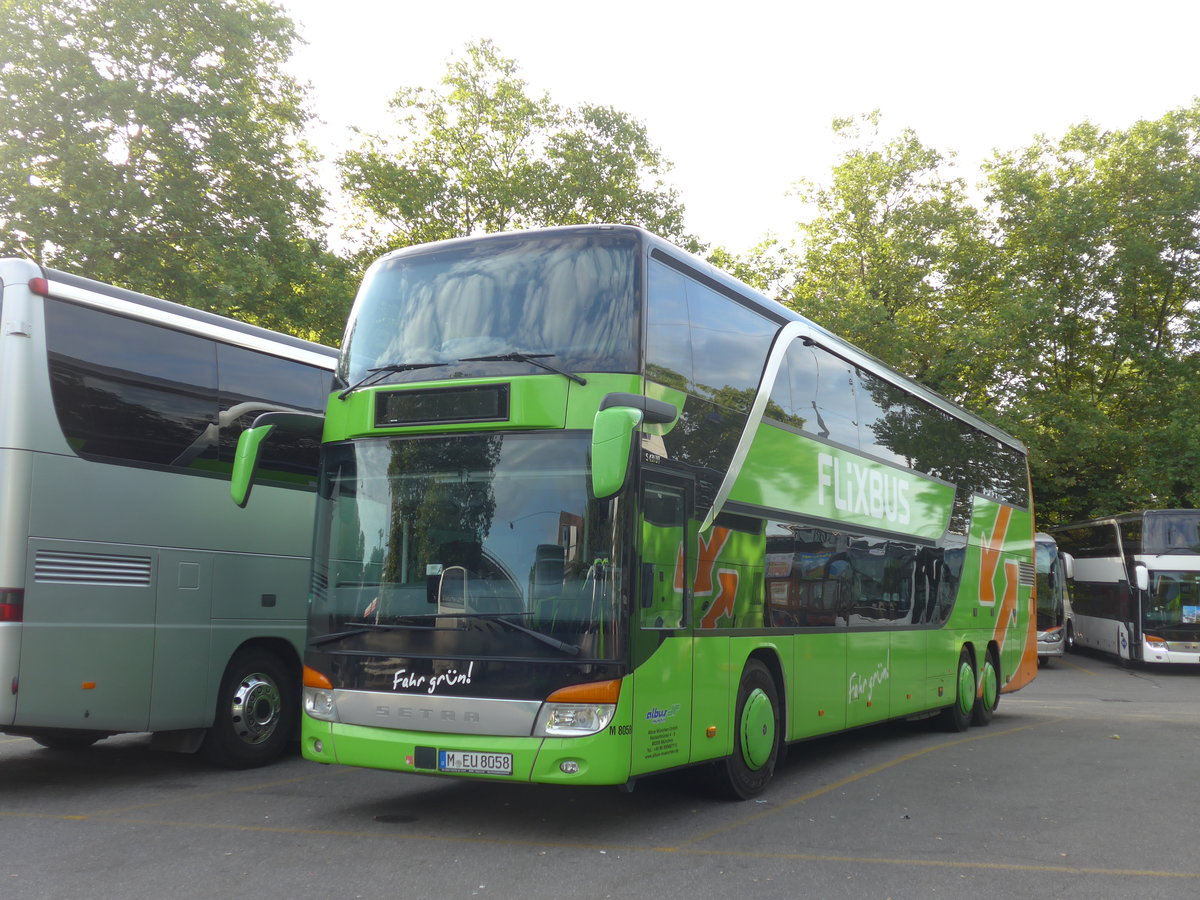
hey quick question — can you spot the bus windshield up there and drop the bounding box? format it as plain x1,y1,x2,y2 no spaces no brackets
1143,512,1200,554
309,432,626,661
340,230,639,386
1145,571,1200,630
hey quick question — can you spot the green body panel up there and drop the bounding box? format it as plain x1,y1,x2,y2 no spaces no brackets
324,373,645,442
789,632,846,737
629,640,694,776
302,680,638,786
689,635,731,761
733,424,957,542
950,498,1036,690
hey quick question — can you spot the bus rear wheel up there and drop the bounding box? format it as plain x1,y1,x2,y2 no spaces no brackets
201,647,296,769
971,648,1000,726
938,648,975,733
714,659,781,800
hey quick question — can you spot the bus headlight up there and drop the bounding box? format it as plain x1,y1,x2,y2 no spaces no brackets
303,686,338,722
536,678,622,737
536,702,616,736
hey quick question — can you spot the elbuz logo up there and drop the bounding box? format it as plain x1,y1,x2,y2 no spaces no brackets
644,704,682,723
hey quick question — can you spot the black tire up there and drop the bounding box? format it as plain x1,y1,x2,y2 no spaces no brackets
938,648,975,733
714,659,781,800
971,648,1000,726
200,647,296,769
31,730,103,751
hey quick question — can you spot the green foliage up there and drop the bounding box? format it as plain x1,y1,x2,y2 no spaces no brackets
984,103,1200,522
0,0,349,342
338,40,694,260
782,112,995,402
765,105,1200,526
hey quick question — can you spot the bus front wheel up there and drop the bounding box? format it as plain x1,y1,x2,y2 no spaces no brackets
201,647,296,769
714,659,781,800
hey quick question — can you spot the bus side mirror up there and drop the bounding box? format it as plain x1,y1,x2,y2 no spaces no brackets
590,394,677,500
1061,552,1074,580
231,411,325,508
591,407,642,500
1134,563,1149,593
231,424,275,508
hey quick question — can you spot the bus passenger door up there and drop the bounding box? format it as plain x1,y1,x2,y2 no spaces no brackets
629,478,694,777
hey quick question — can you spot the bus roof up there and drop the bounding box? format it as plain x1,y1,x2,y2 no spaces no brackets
2,257,336,369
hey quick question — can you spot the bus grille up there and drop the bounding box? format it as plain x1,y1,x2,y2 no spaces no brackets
34,551,153,586
1017,561,1036,588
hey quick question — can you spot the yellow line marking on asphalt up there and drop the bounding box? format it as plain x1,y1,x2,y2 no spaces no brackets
0,766,353,820
2,814,1196,881
5,714,1193,881
1056,657,1097,674
674,719,1056,849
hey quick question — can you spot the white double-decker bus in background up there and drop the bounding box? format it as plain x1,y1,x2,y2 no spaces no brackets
1050,510,1200,664
0,258,336,766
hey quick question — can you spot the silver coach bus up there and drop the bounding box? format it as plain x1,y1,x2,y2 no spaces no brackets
0,258,335,766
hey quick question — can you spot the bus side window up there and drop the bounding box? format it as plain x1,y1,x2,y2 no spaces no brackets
43,298,219,468
217,344,328,483
683,279,775,412
787,341,857,448
645,260,694,392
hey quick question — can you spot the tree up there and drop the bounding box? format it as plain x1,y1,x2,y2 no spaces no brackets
338,40,694,259
783,112,996,403
0,0,347,341
984,103,1200,522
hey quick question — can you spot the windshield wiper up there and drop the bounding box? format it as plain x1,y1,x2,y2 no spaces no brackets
337,362,449,400
458,352,587,386
458,612,581,656
308,620,437,647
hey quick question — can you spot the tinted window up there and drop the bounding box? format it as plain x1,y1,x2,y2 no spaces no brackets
44,299,219,468
762,522,953,628
856,370,910,466
684,279,774,411
44,297,329,483
1054,524,1120,559
1143,512,1200,554
646,260,693,392
786,341,857,447
217,344,330,482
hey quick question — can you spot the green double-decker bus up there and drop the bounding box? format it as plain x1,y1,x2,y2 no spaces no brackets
236,225,1038,798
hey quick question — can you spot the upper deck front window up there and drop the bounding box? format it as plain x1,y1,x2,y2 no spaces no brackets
341,230,640,386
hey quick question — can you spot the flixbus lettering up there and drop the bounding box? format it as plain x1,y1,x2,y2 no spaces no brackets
817,452,911,525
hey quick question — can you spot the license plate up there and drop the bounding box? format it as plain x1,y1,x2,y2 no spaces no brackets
438,750,513,776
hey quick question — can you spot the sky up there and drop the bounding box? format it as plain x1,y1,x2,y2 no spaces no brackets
280,0,1200,254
